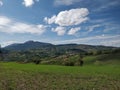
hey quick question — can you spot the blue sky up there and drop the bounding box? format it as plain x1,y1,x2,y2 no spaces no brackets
0,0,120,47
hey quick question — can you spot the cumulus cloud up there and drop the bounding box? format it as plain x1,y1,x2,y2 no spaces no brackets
0,0,3,6
54,0,80,6
0,16,46,34
52,26,66,36
22,0,39,7
44,15,56,25
68,27,81,35
44,8,89,26
22,0,34,7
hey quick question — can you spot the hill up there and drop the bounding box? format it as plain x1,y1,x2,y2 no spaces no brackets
1,40,118,63
41,50,120,66
4,40,115,52
83,52,120,65
4,40,53,51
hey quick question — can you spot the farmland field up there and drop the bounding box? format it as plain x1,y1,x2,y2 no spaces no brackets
0,62,120,90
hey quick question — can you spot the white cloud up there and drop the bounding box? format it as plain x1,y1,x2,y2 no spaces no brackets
90,20,120,33
44,8,89,26
0,0,3,6
0,16,11,25
93,1,120,12
100,39,120,47
68,27,81,35
44,15,56,24
52,26,66,36
103,23,120,33
22,0,34,7
1,41,18,47
0,16,46,34
53,35,120,47
22,0,39,7
88,24,101,32
54,0,80,6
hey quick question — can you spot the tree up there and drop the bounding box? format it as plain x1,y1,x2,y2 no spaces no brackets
33,54,41,64
33,60,41,64
78,54,84,66
0,45,1,54
0,45,3,61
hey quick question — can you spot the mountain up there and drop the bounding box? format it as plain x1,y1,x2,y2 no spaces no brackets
4,40,116,53
2,40,118,62
4,40,53,51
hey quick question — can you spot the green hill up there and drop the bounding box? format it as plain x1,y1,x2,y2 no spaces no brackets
40,51,120,66
1,41,119,66
84,52,120,65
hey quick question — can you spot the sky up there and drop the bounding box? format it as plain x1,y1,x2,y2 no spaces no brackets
0,0,120,47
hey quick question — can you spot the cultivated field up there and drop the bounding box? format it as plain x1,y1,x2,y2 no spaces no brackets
0,61,120,90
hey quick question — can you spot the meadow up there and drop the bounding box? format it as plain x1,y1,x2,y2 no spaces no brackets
0,60,120,90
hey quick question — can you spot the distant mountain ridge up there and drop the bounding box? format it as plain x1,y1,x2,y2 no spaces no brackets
4,40,116,52
4,40,53,51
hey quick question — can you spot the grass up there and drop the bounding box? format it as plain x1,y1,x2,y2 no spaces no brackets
83,53,120,65
0,53,120,90
0,62,120,75
0,61,120,90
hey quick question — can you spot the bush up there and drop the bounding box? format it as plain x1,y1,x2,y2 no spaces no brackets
63,61,74,66
33,60,41,64
94,61,103,65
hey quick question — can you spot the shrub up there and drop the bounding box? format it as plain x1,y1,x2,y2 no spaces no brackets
63,61,74,66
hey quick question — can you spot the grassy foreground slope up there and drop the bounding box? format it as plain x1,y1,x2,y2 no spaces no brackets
0,62,120,90
0,52,120,90
84,52,120,65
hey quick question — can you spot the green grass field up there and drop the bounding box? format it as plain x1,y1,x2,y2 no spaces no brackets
0,54,120,90
0,62,120,90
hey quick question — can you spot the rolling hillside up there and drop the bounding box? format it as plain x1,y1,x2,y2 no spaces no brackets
1,40,118,63
83,52,120,65
4,40,116,52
